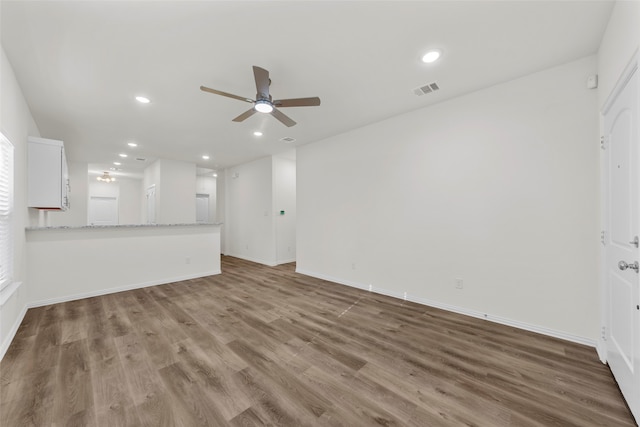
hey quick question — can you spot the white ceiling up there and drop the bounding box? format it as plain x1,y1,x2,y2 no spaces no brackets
1,1,613,177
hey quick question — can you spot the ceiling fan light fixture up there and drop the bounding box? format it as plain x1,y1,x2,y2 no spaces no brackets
254,100,274,113
97,171,116,183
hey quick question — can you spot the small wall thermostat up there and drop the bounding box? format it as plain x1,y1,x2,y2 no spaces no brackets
587,74,598,90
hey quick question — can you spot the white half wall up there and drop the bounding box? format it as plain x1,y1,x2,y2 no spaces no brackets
297,55,600,342
26,225,221,305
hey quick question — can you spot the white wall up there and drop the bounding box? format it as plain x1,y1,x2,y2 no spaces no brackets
297,56,600,343
0,47,40,358
144,159,196,224
159,159,196,224
224,154,298,266
196,175,217,222
225,157,275,265
274,154,296,264
116,177,142,225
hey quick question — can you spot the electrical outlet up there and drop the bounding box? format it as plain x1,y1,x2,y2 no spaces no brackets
185,257,191,265
351,262,356,270
455,278,463,289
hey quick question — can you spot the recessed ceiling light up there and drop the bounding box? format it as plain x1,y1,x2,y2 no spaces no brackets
253,131,263,137
119,153,128,158
422,50,441,63
202,155,210,160
135,96,150,104
113,161,121,166
127,142,138,147
213,173,218,178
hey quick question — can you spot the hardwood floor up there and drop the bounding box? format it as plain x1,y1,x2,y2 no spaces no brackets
1,256,635,426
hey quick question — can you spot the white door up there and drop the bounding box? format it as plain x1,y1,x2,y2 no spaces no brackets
603,59,639,422
196,194,209,223
146,185,156,224
88,196,118,225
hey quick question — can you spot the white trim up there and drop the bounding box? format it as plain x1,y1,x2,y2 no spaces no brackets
296,268,596,348
27,270,221,308
602,49,639,114
276,257,296,265
0,303,27,362
596,339,608,363
0,281,22,306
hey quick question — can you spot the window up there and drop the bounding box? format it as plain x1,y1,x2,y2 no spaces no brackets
0,133,14,292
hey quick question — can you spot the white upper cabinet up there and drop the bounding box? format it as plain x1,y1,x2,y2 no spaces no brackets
27,137,69,210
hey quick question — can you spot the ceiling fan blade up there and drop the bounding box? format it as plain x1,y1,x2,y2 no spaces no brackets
200,86,254,103
274,97,321,108
232,108,258,122
253,66,270,99
270,108,296,127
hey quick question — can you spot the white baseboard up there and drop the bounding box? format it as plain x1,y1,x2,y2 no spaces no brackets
28,270,222,309
276,257,296,265
296,268,596,348
0,303,28,362
224,252,278,267
0,281,23,306
596,338,607,363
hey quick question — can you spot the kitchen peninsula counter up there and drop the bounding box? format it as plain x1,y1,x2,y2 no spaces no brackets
26,223,222,305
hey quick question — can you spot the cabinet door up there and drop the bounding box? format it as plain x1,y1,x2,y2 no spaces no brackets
27,142,63,209
27,137,68,210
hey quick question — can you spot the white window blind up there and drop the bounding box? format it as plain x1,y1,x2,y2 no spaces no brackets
0,133,14,292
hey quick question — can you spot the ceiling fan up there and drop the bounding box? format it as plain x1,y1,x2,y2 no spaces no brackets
200,66,320,127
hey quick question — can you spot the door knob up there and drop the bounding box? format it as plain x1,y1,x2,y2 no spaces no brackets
618,260,639,272
631,236,639,248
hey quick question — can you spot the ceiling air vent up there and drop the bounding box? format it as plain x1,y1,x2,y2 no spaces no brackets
413,82,440,96
136,157,147,162
280,137,296,143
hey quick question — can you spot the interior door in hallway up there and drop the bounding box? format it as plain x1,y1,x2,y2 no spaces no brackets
603,58,639,423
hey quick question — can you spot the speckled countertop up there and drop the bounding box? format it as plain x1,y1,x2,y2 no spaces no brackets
26,222,223,231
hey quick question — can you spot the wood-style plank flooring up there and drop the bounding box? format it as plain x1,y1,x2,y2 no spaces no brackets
1,256,636,426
